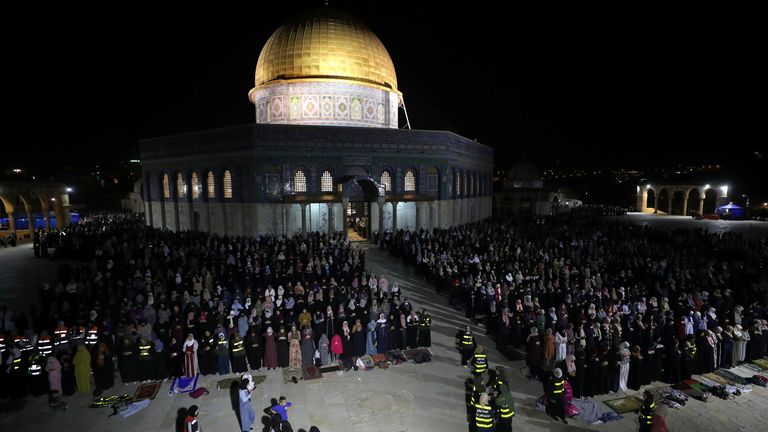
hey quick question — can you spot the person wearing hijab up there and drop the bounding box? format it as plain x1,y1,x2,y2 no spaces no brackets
418,310,432,348
301,327,316,366
245,328,262,371
406,310,419,348
264,327,278,370
318,333,330,366
94,341,114,391
185,405,201,432
288,324,302,368
618,341,631,392
239,377,256,432
375,313,390,354
183,334,199,377
46,355,63,394
215,333,231,375
73,344,91,394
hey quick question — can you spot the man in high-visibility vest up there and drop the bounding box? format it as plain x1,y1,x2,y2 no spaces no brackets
458,326,476,366
473,392,496,431
547,368,567,424
494,382,515,432
471,345,488,377
638,390,655,432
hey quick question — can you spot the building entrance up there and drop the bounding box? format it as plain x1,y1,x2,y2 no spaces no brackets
346,201,369,241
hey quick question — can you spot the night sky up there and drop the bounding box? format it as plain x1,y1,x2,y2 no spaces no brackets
4,2,763,177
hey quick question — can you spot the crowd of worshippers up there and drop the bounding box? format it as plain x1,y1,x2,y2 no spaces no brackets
0,212,433,401
386,213,768,399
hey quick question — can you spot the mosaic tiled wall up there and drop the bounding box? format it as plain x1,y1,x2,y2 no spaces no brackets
252,81,399,128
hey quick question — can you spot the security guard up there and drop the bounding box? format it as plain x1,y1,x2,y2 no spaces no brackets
459,326,476,366
471,345,488,377
137,337,155,381
638,390,655,432
495,382,515,432
53,321,70,355
473,392,496,431
547,368,567,424
418,310,432,348
85,325,99,348
37,331,54,356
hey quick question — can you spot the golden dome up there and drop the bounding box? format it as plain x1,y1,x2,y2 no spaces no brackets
253,8,399,94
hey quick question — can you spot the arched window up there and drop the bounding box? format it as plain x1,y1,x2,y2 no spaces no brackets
176,173,186,198
381,170,392,192
404,169,416,192
321,170,333,192
223,170,233,198
455,170,461,197
294,169,307,193
190,172,200,199
162,174,170,199
207,171,215,198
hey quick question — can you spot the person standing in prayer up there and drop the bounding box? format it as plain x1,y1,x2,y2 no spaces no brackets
406,309,419,348
46,355,62,394
239,376,256,432
245,328,262,371
183,334,199,377
301,327,316,366
375,313,390,354
215,333,231,375
93,341,114,391
555,329,567,364
73,344,91,394
288,324,302,368
264,327,278,370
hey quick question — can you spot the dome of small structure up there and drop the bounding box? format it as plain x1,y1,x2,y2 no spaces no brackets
248,8,401,128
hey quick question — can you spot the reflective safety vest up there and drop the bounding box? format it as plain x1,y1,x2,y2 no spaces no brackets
231,339,245,356
419,316,432,328
474,403,494,428
37,336,53,355
11,356,22,371
16,336,32,352
499,404,515,419
639,401,655,425
689,342,697,358
552,379,565,395
0,335,6,353
54,327,70,346
461,333,475,347
139,343,152,360
29,356,43,376
71,326,86,343
472,353,488,373
85,326,98,346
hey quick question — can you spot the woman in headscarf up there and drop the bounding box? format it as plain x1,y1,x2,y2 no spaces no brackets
263,327,278,370
183,334,199,377
542,328,555,369
46,355,63,394
618,341,631,392
406,309,419,348
526,327,542,379
351,320,365,357
93,341,114,391
245,328,262,371
366,320,378,355
375,313,390,354
239,377,256,432
276,325,289,368
301,327,316,366
628,345,644,391
73,344,91,394
555,329,567,364
288,324,302,368
318,333,331,366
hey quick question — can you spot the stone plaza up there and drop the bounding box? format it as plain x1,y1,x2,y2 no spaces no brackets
2,238,768,432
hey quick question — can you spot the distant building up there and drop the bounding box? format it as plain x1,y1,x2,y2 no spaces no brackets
139,7,493,239
494,162,564,215
636,179,730,215
0,181,72,240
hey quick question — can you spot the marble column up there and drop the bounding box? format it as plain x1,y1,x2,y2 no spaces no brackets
391,201,399,232
300,203,307,237
326,202,334,237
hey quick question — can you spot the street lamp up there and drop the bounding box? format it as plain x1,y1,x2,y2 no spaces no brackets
742,194,750,207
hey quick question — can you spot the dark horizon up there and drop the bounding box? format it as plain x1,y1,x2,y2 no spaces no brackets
3,2,763,181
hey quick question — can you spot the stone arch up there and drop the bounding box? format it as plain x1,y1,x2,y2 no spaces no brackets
645,187,656,212
703,188,718,214
657,188,670,215
685,187,700,216
0,195,13,233
671,189,685,215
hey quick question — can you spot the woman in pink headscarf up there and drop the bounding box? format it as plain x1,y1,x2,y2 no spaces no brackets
46,355,62,393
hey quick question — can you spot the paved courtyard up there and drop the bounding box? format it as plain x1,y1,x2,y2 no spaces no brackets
1,242,768,431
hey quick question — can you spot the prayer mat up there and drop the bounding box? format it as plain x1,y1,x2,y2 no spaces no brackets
713,369,749,386
603,396,642,414
703,373,730,386
169,375,199,394
738,363,764,374
319,364,340,374
371,353,388,364
132,381,162,401
89,394,132,408
302,365,323,381
646,385,673,401
402,348,432,360
682,379,710,393
753,359,768,371
283,367,303,384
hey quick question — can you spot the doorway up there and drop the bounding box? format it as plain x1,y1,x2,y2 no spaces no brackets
346,201,369,241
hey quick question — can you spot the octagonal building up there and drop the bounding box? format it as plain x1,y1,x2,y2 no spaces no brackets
140,7,493,239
